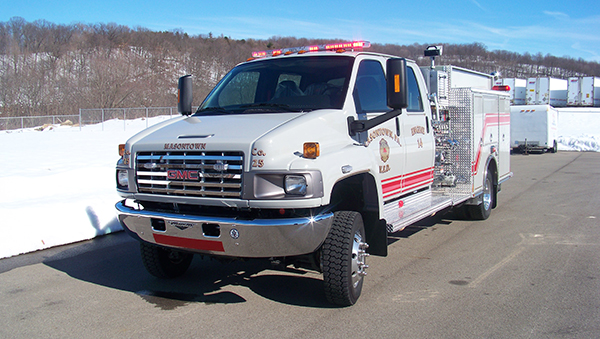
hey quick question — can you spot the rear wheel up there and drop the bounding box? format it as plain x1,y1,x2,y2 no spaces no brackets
321,211,369,306
468,170,494,220
140,242,193,278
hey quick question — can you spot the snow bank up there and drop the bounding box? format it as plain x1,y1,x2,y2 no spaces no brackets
556,108,600,152
0,116,173,258
558,135,600,152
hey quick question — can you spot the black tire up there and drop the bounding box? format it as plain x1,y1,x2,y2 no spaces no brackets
321,211,368,306
140,242,193,278
468,170,494,220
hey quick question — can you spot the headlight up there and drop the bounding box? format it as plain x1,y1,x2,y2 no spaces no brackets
248,171,323,199
117,169,129,189
284,175,307,195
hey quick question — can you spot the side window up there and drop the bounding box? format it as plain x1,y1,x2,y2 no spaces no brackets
353,60,388,113
407,67,424,113
218,71,260,107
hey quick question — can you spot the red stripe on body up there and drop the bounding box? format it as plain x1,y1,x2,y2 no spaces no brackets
382,167,434,199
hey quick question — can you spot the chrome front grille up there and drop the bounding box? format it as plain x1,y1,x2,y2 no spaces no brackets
136,151,244,198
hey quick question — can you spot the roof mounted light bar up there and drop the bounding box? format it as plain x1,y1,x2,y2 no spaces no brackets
251,40,371,59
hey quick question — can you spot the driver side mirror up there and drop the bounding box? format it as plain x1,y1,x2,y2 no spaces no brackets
178,75,193,116
386,58,408,110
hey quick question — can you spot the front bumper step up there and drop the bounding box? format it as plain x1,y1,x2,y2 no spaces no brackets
116,200,334,258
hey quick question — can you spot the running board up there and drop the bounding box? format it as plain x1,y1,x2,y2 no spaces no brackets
384,189,453,233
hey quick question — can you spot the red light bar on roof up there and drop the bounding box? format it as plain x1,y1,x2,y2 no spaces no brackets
251,40,371,58
492,85,511,91
325,41,370,50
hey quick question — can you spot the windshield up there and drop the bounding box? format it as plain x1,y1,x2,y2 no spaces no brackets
196,55,354,115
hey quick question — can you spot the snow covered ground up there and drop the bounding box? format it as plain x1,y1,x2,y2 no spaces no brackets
0,116,173,259
557,108,600,152
1,112,599,259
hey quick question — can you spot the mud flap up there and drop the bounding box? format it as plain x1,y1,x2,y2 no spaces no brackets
365,218,388,257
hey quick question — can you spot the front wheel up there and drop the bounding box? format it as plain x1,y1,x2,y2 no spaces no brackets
321,211,369,306
140,242,193,278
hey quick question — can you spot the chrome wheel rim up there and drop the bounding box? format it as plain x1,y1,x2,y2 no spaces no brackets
351,230,369,288
482,176,492,211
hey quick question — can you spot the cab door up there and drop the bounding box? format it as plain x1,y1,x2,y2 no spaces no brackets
352,58,405,201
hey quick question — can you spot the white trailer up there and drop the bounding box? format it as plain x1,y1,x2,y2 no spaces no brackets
495,78,526,105
567,77,600,107
510,105,558,153
526,77,567,107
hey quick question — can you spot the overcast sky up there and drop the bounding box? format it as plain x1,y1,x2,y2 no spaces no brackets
3,0,600,62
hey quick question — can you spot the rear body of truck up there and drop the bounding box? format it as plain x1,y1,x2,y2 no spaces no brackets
383,65,511,232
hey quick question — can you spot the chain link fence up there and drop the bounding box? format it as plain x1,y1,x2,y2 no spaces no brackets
1,107,179,131
79,107,177,131
0,115,80,131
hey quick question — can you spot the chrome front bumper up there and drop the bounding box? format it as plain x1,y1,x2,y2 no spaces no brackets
115,200,333,258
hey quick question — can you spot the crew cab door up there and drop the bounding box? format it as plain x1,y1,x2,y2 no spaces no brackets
397,65,435,195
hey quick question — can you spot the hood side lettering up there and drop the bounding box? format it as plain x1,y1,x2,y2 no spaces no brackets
164,143,206,150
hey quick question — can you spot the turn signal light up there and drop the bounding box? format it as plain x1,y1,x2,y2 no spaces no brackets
303,142,320,159
119,144,126,156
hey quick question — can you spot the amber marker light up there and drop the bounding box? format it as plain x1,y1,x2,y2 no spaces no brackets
119,144,126,157
303,142,320,159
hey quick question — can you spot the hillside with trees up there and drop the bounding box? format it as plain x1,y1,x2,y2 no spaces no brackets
1,17,599,118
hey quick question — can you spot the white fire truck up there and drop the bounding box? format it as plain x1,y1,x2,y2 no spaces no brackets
115,42,511,306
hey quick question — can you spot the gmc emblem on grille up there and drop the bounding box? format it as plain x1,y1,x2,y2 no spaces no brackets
167,170,199,180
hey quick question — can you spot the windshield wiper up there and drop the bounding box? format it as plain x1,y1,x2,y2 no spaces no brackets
194,106,232,115
240,103,304,112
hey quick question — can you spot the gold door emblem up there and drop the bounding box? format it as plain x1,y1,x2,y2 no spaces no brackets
380,138,390,162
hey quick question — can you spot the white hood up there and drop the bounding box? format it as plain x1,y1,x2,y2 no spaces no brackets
129,113,305,153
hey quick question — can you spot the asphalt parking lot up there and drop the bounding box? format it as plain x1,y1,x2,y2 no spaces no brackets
1,151,599,338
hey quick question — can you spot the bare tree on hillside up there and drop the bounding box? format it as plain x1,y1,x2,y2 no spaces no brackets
1,17,600,119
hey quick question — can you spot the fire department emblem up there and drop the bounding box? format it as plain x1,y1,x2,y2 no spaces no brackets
380,138,390,162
